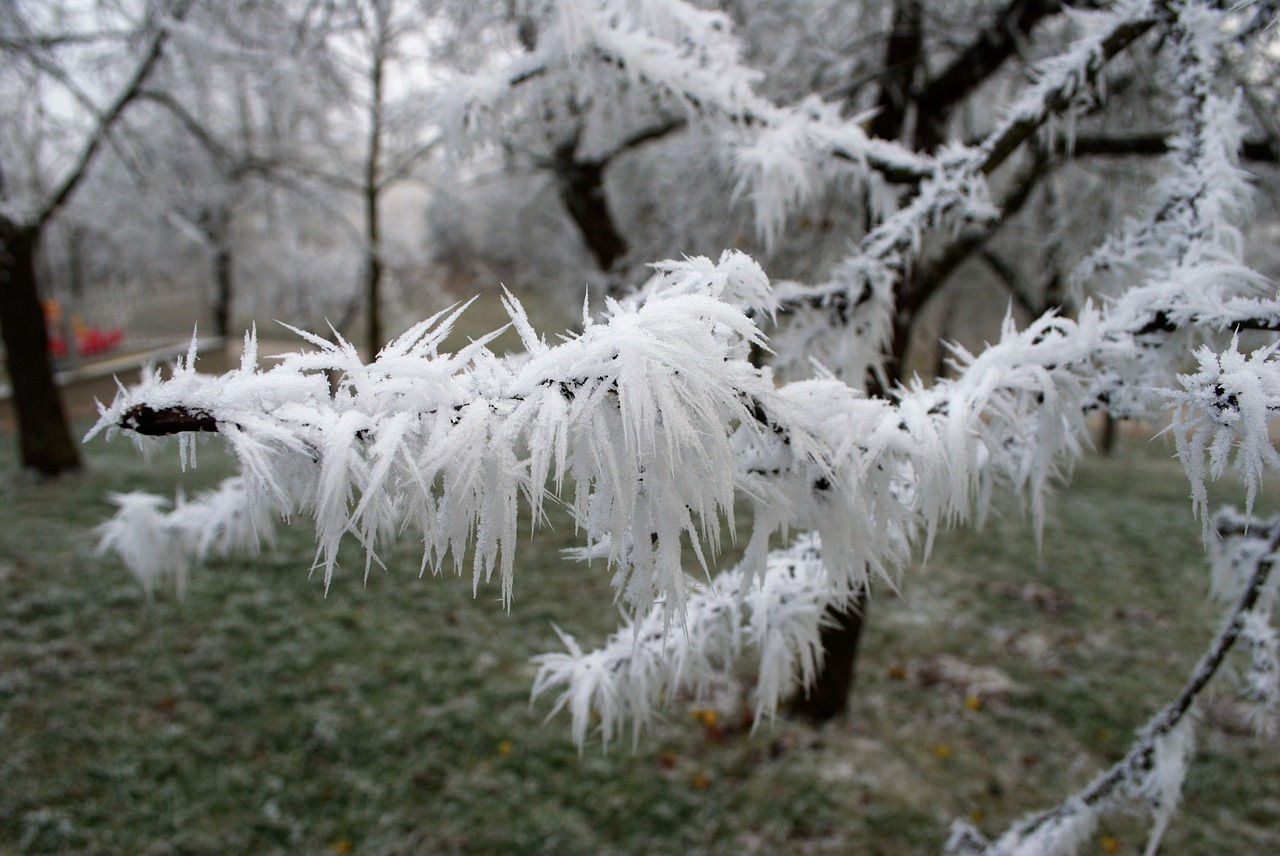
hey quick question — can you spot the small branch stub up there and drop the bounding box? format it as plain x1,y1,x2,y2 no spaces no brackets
122,404,219,436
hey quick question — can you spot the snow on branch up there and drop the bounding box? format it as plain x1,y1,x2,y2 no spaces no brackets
437,0,760,144
553,0,759,116
946,510,1280,856
1167,337,1280,527
531,309,1105,747
764,0,1165,380
1069,2,1280,522
1073,1,1257,297
1079,3,1269,339
94,246,1107,632
95,285,1112,759
1212,508,1280,729
974,0,1161,176
450,0,1160,271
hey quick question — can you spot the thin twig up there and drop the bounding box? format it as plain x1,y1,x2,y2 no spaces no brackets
958,516,1280,854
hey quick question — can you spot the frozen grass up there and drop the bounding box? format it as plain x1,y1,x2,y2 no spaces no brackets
2,425,1279,855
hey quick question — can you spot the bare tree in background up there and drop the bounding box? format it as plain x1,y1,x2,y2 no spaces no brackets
0,0,190,475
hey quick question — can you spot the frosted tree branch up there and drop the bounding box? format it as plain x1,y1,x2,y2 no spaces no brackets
531,533,836,752
91,254,798,617
95,476,276,599
775,0,1166,316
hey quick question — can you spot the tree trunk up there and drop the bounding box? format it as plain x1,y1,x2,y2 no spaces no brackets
790,0,925,723
789,305,915,722
560,163,626,271
200,207,234,340
364,30,386,359
212,242,233,339
796,0,1073,722
553,140,628,272
364,183,382,358
867,0,922,143
1099,412,1117,455
790,589,870,721
0,218,82,475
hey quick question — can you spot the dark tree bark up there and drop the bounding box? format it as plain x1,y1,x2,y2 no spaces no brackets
867,0,922,144
0,217,81,475
212,242,233,340
915,0,1096,152
196,207,235,339
364,22,386,359
792,593,870,722
553,140,628,272
1099,412,1118,454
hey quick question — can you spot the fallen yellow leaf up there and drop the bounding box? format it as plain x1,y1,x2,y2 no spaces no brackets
691,708,718,727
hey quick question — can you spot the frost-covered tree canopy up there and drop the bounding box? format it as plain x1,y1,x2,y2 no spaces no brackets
87,1,1280,853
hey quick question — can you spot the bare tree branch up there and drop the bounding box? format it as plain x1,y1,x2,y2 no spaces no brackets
1066,133,1279,162
981,248,1040,317
121,404,220,436
36,1,192,228
595,119,688,165
916,1,1105,151
0,29,134,50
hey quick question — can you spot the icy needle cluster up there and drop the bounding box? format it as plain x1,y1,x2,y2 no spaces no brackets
95,476,275,598
531,533,833,752
91,253,786,618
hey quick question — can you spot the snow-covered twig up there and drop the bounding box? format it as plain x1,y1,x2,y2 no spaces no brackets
96,475,275,597
531,533,835,752
946,511,1280,856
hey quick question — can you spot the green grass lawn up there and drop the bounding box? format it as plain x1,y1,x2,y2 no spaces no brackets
2,424,1278,855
